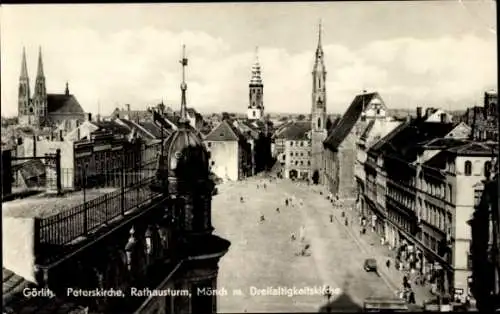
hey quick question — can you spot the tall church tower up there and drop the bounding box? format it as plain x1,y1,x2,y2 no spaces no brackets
310,21,328,184
32,47,48,127
247,47,264,121
18,47,32,125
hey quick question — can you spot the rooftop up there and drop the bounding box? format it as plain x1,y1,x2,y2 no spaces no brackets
274,121,310,140
324,92,381,150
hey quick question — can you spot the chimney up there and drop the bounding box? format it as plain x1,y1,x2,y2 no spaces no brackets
59,130,63,141
65,82,69,96
76,120,80,127
126,104,131,120
86,113,92,122
425,107,434,118
416,107,423,118
440,113,447,123
77,128,81,140
32,135,37,157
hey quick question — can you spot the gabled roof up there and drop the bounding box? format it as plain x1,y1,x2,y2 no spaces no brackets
204,120,240,141
274,121,310,140
47,94,85,114
324,92,380,150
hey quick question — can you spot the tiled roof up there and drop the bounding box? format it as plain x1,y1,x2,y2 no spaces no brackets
324,92,379,150
423,151,448,170
371,118,459,162
360,120,376,141
140,121,170,139
112,108,153,121
91,120,130,136
12,159,45,185
274,121,311,140
47,94,85,114
204,120,240,141
446,141,498,156
422,138,469,149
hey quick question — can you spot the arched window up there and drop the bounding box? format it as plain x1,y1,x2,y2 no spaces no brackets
464,161,472,176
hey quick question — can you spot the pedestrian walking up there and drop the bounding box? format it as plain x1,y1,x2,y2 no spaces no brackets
276,207,280,213
260,215,265,222
240,196,244,203
291,233,296,241
264,183,267,189
386,259,391,269
329,214,333,223
285,199,289,206
344,218,348,226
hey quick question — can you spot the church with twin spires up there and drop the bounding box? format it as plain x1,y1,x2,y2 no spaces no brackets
17,47,86,130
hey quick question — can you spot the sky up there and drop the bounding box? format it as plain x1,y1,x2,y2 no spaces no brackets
1,2,497,117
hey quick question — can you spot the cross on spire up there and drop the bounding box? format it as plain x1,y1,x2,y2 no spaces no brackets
179,44,189,124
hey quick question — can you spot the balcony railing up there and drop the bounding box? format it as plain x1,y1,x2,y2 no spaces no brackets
37,177,164,246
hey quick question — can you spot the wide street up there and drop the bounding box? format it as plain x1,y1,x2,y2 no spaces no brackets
212,176,395,313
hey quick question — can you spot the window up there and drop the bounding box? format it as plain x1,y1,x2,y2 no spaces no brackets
300,152,303,157
300,142,303,147
464,160,472,176
211,161,215,166
290,152,293,157
376,108,381,115
448,184,453,202
474,189,483,206
207,142,211,148
295,161,298,166
317,118,321,129
300,161,304,165
308,161,311,166
29,107,33,113
308,152,311,156
253,111,256,117
485,161,492,178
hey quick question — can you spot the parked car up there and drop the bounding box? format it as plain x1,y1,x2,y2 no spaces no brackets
364,258,378,272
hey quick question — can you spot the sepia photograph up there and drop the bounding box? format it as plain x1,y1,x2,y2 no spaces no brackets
0,1,497,313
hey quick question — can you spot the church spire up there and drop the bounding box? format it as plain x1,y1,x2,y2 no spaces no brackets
250,46,263,85
20,47,29,78
36,46,45,78
315,19,324,58
179,44,189,125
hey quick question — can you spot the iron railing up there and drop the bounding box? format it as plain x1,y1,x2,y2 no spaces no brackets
38,177,163,246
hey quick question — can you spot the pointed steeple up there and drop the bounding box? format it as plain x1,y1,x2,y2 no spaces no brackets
36,46,44,78
315,19,324,58
20,47,29,78
65,82,69,95
179,44,189,125
250,46,263,85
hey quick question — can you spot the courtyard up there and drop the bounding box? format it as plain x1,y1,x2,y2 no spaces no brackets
212,175,395,313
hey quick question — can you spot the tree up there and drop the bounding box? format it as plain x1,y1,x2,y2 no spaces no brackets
221,112,230,120
297,114,306,121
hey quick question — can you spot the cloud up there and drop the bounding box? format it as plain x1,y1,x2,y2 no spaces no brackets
1,26,497,117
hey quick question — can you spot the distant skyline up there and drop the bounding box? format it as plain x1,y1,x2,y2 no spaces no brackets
1,2,497,117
